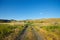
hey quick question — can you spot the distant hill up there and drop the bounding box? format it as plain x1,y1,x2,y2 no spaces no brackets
27,18,60,23
0,18,60,23
21,18,60,26
0,19,11,23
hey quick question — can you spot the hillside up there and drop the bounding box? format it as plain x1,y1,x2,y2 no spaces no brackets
0,18,60,40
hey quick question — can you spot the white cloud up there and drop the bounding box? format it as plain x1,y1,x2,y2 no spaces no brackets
40,12,43,14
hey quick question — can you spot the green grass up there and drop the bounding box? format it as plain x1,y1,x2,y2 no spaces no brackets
0,24,17,40
41,25,60,40
41,25,60,32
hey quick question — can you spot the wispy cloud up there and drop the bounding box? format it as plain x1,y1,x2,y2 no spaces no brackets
40,12,43,15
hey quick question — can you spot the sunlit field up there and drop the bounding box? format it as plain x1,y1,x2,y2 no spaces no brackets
0,18,60,40
0,23,24,40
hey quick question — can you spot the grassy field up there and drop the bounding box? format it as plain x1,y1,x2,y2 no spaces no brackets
0,18,60,40
40,25,60,40
32,18,60,40
0,24,16,39
0,23,25,40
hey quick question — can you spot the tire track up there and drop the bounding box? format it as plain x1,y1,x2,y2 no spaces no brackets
15,24,43,40
15,25,29,40
32,27,43,40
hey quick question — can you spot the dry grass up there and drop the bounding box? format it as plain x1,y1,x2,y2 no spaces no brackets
24,27,36,40
34,26,60,40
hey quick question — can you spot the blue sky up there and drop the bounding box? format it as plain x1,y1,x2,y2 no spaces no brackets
0,0,60,20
